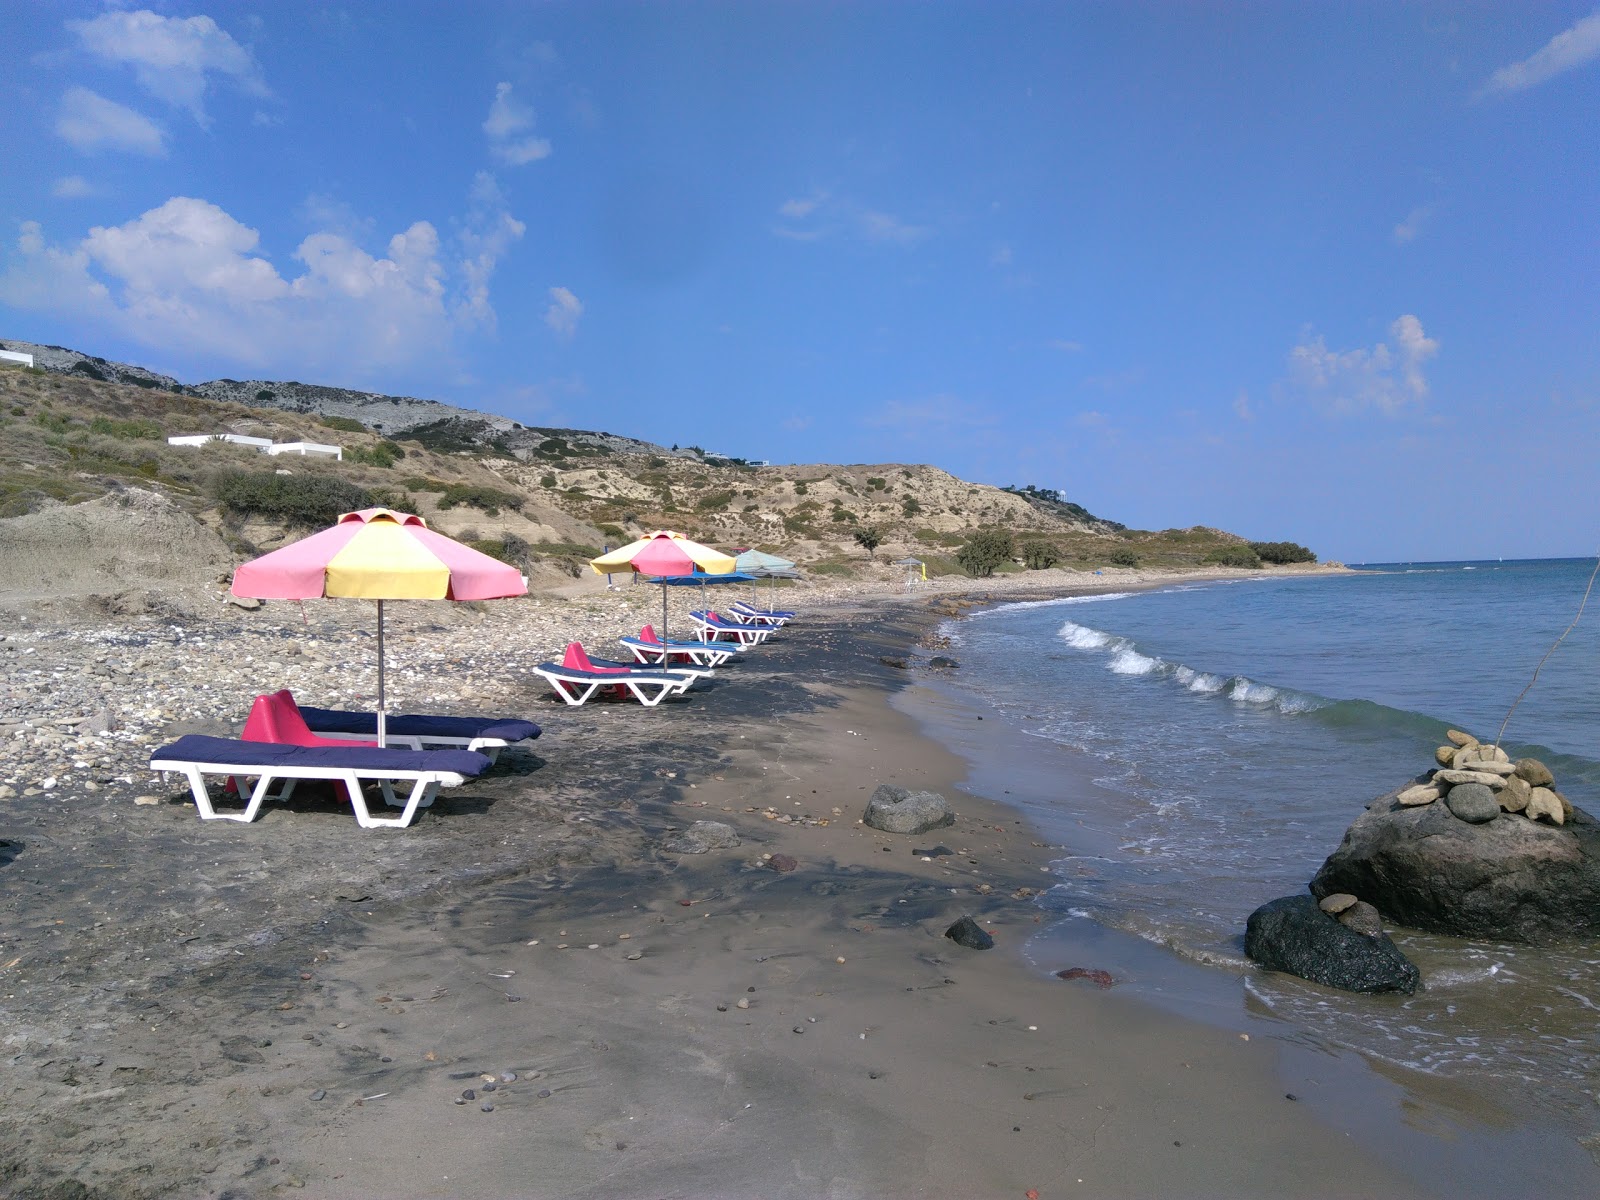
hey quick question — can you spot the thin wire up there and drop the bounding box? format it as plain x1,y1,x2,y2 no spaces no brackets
1495,554,1600,748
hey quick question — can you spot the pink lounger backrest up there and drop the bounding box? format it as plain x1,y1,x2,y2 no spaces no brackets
241,689,377,748
639,625,662,645
562,642,628,674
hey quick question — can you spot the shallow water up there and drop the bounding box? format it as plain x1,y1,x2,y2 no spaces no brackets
916,559,1600,1126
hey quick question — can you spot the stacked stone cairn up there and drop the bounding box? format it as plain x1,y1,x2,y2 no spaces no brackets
1395,728,1572,827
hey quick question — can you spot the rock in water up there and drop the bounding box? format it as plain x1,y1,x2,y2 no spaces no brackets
663,821,741,853
945,915,994,950
1336,900,1385,937
1245,896,1420,994
864,785,955,835
1445,783,1500,824
1311,789,1600,943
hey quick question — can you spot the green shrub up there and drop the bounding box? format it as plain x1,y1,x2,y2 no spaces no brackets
34,411,76,433
646,455,667,468
598,524,625,540
809,561,854,577
1021,541,1061,570
256,389,275,402
1249,540,1317,565
214,470,373,527
436,483,524,516
529,541,602,558
540,474,557,487
865,476,887,491
793,480,808,495
402,475,449,492
901,496,922,517
696,490,734,512
69,360,107,381
87,416,162,439
320,415,367,434
957,529,1015,577
466,533,529,566
346,440,405,468
1204,545,1263,569
853,527,882,559
830,508,857,523
1109,548,1139,567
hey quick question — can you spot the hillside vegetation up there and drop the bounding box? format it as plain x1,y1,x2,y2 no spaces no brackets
0,348,1316,582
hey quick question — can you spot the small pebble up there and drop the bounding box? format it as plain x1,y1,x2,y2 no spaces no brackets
625,952,642,961
1285,1093,1298,1101
453,1097,466,1105
736,997,750,1010
792,1026,804,1034
538,1088,552,1098
717,1004,728,1012
481,1082,496,1092
379,1056,392,1063
462,1088,476,1101
500,1071,516,1083
480,1102,494,1112
309,1089,326,1102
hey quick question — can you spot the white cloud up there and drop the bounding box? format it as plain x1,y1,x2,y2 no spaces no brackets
69,9,267,127
56,86,166,156
1287,314,1439,416
990,242,1013,266
1233,389,1254,421
773,192,931,247
859,209,931,245
544,286,583,338
1480,10,1600,96
0,185,524,377
455,172,527,328
1047,338,1083,353
1393,205,1430,245
52,175,95,199
484,82,551,165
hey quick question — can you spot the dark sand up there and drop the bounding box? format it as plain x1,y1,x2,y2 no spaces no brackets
1,601,1590,1198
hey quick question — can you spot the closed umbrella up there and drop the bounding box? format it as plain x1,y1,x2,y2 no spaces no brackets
590,531,736,640
231,507,527,745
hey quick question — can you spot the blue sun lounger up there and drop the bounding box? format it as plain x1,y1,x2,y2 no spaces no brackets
729,600,795,626
149,734,493,828
618,624,737,668
296,706,540,763
690,611,776,646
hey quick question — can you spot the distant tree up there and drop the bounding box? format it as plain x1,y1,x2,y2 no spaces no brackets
957,528,1015,577
1021,541,1060,570
1109,548,1139,567
1204,545,1263,569
1249,540,1317,565
853,527,883,559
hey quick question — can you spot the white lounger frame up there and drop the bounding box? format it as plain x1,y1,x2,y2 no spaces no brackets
689,615,774,646
619,637,736,668
150,754,471,828
531,666,697,707
728,602,792,627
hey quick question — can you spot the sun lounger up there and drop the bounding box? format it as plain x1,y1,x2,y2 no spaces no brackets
531,642,701,706
241,689,539,763
151,734,492,828
689,611,776,646
298,706,540,761
619,624,737,668
728,600,794,626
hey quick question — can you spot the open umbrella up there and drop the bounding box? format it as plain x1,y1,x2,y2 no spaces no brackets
590,531,736,640
231,508,527,745
734,549,800,608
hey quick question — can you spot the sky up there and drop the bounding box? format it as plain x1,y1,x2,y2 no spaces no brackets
1,2,1596,563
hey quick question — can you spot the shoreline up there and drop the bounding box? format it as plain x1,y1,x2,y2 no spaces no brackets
3,564,1585,1197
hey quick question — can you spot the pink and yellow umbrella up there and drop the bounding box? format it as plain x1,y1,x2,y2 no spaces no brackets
590,530,736,639
232,508,527,744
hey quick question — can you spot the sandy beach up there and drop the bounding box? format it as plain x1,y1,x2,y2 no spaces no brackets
2,567,1595,1198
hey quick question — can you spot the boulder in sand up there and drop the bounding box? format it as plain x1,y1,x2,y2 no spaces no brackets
1311,788,1600,943
864,785,955,835
1245,895,1420,995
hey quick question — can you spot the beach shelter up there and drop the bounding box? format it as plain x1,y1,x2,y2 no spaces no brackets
231,508,527,746
892,556,927,586
590,531,737,639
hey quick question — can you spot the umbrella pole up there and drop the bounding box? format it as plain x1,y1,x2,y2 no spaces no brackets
376,599,387,748
661,582,668,642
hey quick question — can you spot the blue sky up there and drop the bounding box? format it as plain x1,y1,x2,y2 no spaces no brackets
2,2,1596,562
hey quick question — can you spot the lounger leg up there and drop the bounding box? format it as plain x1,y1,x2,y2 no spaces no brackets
179,765,271,822
349,775,437,828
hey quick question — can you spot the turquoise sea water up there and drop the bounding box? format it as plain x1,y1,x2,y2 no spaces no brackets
928,558,1600,1124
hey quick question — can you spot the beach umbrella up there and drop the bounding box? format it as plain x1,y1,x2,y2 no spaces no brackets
590,531,736,640
231,508,527,746
734,548,799,606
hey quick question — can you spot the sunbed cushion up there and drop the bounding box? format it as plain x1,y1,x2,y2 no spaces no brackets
151,734,492,778
297,706,540,743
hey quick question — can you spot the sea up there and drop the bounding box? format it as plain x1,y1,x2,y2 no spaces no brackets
904,558,1600,1137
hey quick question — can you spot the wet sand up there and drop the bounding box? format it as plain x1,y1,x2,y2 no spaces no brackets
0,596,1577,1198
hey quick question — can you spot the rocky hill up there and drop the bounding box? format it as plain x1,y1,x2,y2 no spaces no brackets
0,339,1292,594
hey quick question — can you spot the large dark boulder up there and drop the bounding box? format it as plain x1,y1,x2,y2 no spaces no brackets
1245,895,1420,994
1311,790,1600,944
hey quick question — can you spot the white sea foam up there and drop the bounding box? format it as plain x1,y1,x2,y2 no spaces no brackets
972,591,1137,619
1108,647,1161,675
1228,678,1282,704
1057,620,1118,649
1174,666,1226,694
